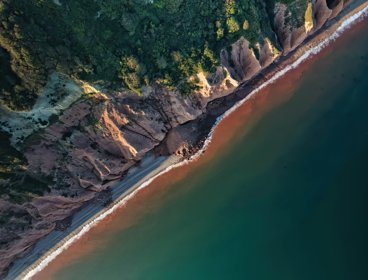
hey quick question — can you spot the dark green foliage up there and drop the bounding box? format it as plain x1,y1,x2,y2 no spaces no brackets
0,132,49,203
266,0,308,27
0,47,37,110
0,0,306,105
0,0,288,101
0,0,308,241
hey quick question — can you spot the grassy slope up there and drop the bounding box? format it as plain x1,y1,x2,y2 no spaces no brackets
0,0,307,203
0,0,295,102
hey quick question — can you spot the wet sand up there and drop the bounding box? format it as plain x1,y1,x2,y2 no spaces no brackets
34,15,368,280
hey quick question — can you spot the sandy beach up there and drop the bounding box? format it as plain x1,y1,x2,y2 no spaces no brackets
8,1,368,279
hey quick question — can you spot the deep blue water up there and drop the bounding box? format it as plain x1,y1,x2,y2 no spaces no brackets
51,22,368,280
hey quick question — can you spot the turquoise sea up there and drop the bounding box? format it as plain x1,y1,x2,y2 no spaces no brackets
48,22,368,280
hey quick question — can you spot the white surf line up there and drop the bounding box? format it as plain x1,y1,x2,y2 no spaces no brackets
213,4,368,134
21,4,368,280
191,3,368,163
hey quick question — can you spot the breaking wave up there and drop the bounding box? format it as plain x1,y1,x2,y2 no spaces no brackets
21,5,368,280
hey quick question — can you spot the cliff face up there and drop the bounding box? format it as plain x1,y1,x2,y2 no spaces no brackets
220,37,262,82
214,0,346,82
274,2,309,53
0,74,225,274
314,0,333,28
24,88,205,194
0,0,350,276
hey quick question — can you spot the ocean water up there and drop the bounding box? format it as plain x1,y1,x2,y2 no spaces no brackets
49,22,368,280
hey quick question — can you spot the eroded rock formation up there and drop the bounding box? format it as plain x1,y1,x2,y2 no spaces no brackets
0,0,352,276
313,0,333,28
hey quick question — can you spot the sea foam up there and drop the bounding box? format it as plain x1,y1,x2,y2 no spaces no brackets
21,5,368,280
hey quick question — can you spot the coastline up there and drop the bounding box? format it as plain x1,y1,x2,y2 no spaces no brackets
9,2,368,279
36,50,312,280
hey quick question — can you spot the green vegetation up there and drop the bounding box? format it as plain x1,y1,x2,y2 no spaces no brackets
0,47,37,110
0,0,308,202
278,0,309,27
0,0,299,106
0,132,49,203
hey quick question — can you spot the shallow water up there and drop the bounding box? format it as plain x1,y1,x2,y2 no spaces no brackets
44,22,368,280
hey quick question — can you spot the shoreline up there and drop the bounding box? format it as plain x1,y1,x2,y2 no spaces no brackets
9,2,368,279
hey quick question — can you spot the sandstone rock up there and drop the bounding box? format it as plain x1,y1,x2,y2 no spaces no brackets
274,3,308,54
330,0,344,19
290,26,308,50
31,194,94,220
0,226,55,276
220,37,261,82
0,0,353,273
194,68,239,108
313,0,332,29
259,39,278,68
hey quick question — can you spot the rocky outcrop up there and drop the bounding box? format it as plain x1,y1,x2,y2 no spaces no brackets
220,37,262,82
259,39,279,68
195,68,239,107
0,85,206,275
0,192,94,274
330,0,345,18
0,0,351,276
313,0,333,29
31,195,95,220
0,225,54,275
24,90,202,193
274,3,310,54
